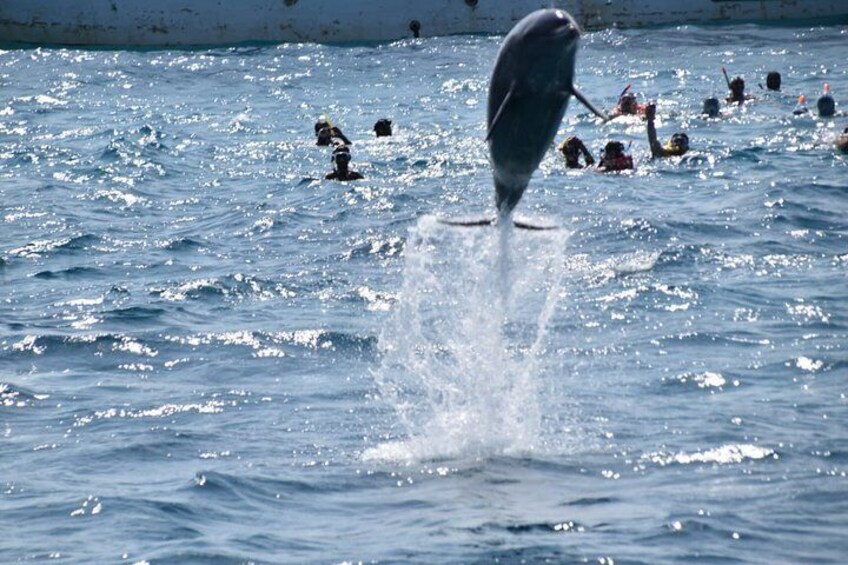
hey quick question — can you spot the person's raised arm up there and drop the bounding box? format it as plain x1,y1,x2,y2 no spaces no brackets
331,127,352,145
645,103,664,158
578,139,595,166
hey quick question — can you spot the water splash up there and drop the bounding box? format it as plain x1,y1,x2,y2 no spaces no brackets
367,216,570,463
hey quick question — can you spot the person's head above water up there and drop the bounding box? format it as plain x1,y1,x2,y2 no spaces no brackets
560,136,581,158
766,71,781,91
729,77,746,99
703,97,720,117
314,118,330,135
817,85,836,118
332,145,351,168
666,132,690,156
559,135,594,168
603,140,625,158
373,119,392,137
618,93,638,115
316,125,333,146
598,140,633,171
325,144,363,181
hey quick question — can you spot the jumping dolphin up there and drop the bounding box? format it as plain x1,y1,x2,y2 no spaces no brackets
489,8,605,214
443,9,606,228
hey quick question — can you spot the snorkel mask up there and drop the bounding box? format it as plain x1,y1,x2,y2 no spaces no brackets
332,147,351,165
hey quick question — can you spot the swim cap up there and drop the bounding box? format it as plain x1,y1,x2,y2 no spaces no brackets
793,95,809,115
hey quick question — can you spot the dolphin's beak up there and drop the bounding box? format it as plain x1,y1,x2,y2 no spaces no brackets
571,86,610,122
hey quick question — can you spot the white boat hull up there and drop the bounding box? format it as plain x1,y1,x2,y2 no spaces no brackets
1,0,847,46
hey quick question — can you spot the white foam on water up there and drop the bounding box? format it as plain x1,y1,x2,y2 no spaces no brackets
366,215,572,463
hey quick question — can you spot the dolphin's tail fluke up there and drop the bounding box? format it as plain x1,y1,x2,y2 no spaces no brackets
512,219,558,231
436,216,558,230
571,85,609,121
437,216,496,227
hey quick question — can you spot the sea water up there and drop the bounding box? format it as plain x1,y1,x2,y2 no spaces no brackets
1,25,847,564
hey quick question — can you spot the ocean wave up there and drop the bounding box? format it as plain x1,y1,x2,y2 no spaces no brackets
663,371,741,391
3,333,162,361
34,266,103,279
163,329,376,357
161,237,205,251
151,273,296,302
341,235,405,262
7,234,100,259
643,444,776,467
1,382,50,407
2,329,376,362
73,400,226,429
103,306,166,323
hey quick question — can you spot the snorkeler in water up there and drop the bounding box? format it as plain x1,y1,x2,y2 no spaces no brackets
726,76,755,105
817,84,836,118
702,97,721,118
597,140,634,172
793,95,809,116
611,92,645,118
558,136,595,169
325,145,364,181
373,119,393,137
765,71,782,92
645,103,689,158
315,118,352,146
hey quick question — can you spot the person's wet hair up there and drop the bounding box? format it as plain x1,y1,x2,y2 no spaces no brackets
561,136,578,153
560,137,580,165
619,93,637,114
730,77,745,95
373,119,393,137
766,71,781,91
604,141,625,157
703,97,720,117
817,95,836,118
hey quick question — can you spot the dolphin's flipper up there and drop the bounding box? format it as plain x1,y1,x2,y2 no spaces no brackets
571,86,609,121
486,86,516,142
438,217,496,227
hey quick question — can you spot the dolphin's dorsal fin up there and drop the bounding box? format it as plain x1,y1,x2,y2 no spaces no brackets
486,84,517,142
